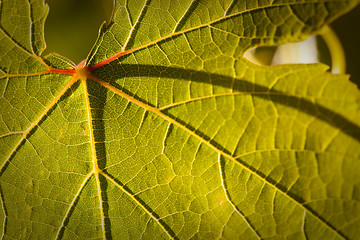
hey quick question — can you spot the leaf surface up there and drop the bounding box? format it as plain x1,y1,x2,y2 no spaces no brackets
1,0,360,239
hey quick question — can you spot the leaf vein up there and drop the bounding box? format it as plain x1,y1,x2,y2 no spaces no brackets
0,75,78,174
100,171,175,239
0,187,6,239
90,1,346,68
172,0,197,33
217,153,261,239
26,0,35,54
55,172,94,240
0,25,36,59
122,0,151,51
87,73,348,239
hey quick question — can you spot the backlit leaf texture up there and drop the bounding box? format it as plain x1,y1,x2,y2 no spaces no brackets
1,0,360,239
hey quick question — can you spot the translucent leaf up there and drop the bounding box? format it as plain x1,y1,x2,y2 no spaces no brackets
1,0,360,239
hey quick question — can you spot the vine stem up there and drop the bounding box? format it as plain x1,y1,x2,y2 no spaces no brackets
320,25,346,74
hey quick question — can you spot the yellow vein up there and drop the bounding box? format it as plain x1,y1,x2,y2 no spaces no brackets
172,0,197,33
0,75,79,173
0,132,23,140
217,153,261,239
224,0,236,16
55,171,94,240
26,0,35,55
321,127,341,152
88,73,159,118
87,75,176,239
234,147,355,159
46,53,77,69
0,26,48,68
301,210,307,239
95,171,106,240
158,91,313,111
234,144,356,159
88,73,346,239
100,171,174,239
159,88,357,114
0,70,53,79
82,77,100,173
0,190,5,239
0,26,33,57
124,0,132,27
302,197,360,205
115,1,341,59
81,77,107,240
122,0,151,51
208,24,279,40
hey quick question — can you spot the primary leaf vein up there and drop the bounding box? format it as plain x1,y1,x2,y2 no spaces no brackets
87,72,347,239
92,0,347,68
0,75,79,174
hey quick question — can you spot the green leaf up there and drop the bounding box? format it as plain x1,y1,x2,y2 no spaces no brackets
1,0,360,239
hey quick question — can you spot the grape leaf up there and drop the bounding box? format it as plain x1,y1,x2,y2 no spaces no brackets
1,0,360,239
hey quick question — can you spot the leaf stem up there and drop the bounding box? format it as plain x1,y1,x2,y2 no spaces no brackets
320,25,346,74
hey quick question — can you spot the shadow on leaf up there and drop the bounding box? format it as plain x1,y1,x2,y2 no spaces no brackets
93,62,360,143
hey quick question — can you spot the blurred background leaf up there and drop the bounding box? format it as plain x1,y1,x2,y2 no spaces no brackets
44,0,112,64
331,5,360,86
